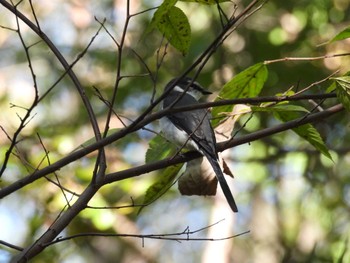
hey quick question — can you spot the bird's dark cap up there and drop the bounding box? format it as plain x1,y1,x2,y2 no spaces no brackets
168,77,212,95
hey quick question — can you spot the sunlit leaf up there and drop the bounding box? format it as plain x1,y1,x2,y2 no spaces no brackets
145,134,175,163
274,111,333,161
145,0,191,54
138,164,182,214
326,82,337,93
156,6,191,55
332,76,350,111
141,134,184,214
336,86,350,112
146,0,178,34
275,90,296,97
212,63,268,126
331,26,350,42
221,63,268,97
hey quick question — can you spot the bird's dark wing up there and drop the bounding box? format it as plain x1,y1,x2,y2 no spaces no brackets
164,91,217,157
164,91,238,212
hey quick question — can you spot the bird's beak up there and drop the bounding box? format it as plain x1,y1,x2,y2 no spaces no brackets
202,89,212,95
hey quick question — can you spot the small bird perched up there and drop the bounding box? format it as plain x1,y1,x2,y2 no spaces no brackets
160,77,238,213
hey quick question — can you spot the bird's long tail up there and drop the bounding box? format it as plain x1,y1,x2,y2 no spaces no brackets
204,152,238,212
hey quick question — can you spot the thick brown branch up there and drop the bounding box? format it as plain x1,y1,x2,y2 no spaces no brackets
103,104,343,184
11,184,99,262
0,93,339,198
0,0,102,142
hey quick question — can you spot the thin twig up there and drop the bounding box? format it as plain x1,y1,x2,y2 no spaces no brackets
293,70,339,95
0,0,102,147
0,92,339,198
103,104,343,185
0,4,40,177
0,240,23,251
264,53,350,64
44,221,249,245
37,133,72,207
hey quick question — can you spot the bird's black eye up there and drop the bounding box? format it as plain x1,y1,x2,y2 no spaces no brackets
185,79,201,90
192,83,202,91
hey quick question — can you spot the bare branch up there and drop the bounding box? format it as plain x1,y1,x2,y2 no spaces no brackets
264,52,350,64
0,240,23,252
0,3,40,177
11,183,99,262
103,104,343,185
0,92,339,198
0,0,102,143
44,221,250,246
1,1,345,261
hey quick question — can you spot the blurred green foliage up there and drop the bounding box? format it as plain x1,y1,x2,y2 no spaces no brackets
0,0,350,262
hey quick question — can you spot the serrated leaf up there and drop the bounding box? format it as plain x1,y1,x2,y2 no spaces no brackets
336,87,350,111
212,63,268,126
157,6,191,55
180,0,230,4
333,76,350,87
274,111,333,161
146,0,178,34
328,73,350,93
333,76,350,111
331,26,350,42
141,134,184,214
138,164,182,215
145,134,175,163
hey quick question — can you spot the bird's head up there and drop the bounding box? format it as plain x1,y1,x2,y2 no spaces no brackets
165,77,212,100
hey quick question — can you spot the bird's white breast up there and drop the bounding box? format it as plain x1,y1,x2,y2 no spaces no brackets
159,117,199,151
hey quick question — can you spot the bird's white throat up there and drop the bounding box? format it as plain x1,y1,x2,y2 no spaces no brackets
173,85,203,100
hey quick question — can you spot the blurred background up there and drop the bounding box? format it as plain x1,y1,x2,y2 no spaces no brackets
0,0,350,262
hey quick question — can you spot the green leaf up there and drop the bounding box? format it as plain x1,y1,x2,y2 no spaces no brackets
331,26,350,42
326,82,337,93
275,89,295,97
140,134,184,214
211,63,268,126
179,0,231,4
274,111,333,161
333,76,350,111
156,6,191,55
221,63,268,98
145,135,175,163
138,164,182,215
146,0,178,34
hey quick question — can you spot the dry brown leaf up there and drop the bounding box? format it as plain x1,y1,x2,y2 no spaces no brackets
178,104,250,196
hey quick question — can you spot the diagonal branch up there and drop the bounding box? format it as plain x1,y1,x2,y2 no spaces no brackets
103,103,343,184
0,0,102,142
10,183,99,262
0,0,108,185
0,92,339,198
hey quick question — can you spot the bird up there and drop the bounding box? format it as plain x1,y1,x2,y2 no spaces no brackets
160,77,238,213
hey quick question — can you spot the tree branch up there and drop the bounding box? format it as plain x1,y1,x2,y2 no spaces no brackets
103,104,343,184
11,183,99,262
0,92,338,198
0,0,102,144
